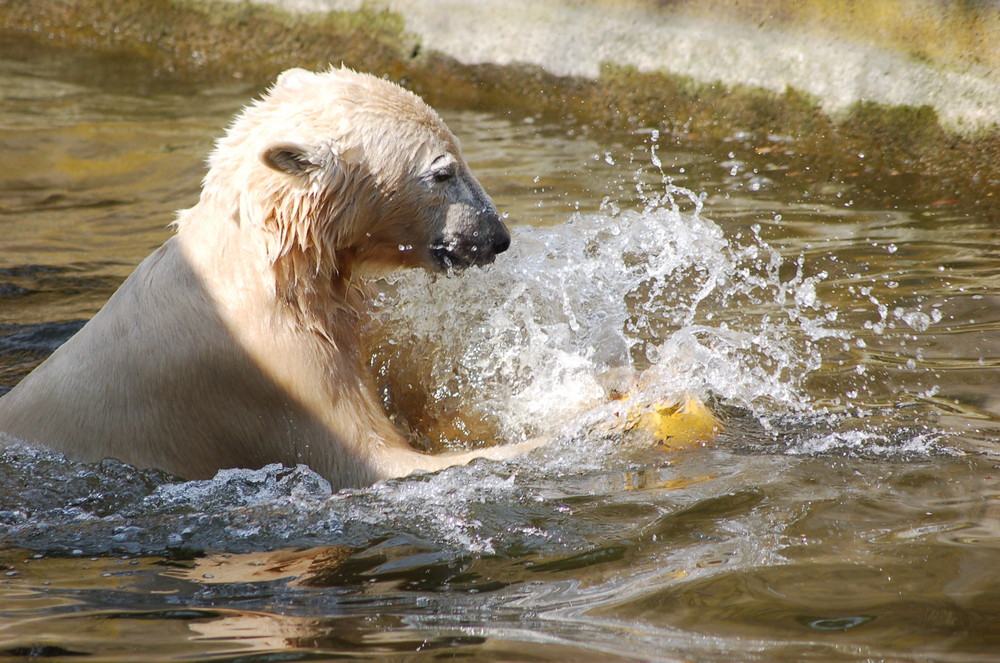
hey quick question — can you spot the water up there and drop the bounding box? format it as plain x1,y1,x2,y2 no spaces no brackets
2,36,1000,662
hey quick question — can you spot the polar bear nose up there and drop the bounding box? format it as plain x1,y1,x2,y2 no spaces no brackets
492,227,511,255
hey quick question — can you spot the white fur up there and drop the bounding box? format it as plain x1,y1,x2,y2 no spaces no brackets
0,67,533,490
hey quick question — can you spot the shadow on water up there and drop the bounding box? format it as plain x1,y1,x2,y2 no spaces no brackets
3,33,1000,663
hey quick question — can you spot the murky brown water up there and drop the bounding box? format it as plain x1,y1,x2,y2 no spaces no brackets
2,35,1000,662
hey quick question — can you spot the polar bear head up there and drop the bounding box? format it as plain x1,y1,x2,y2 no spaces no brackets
200,67,510,304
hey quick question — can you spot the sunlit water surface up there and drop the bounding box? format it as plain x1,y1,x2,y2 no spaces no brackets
2,36,1000,662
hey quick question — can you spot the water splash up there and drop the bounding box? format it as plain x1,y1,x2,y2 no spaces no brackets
371,184,844,447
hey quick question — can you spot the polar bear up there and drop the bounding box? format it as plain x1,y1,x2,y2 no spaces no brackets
0,67,540,490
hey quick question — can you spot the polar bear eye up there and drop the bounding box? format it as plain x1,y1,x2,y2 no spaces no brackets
432,166,455,183
429,156,457,184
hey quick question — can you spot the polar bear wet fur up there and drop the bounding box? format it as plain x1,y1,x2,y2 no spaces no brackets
0,67,538,489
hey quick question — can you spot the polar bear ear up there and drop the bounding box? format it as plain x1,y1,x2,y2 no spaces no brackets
273,68,316,92
261,143,322,177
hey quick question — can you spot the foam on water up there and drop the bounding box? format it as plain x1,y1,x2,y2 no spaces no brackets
789,428,959,459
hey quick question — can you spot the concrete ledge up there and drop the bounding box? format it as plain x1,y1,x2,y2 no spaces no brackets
250,0,1000,135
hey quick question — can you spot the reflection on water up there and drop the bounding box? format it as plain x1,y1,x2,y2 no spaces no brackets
2,35,1000,662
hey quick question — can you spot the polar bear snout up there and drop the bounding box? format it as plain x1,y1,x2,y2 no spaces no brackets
429,169,511,270
430,227,510,269
432,206,510,270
